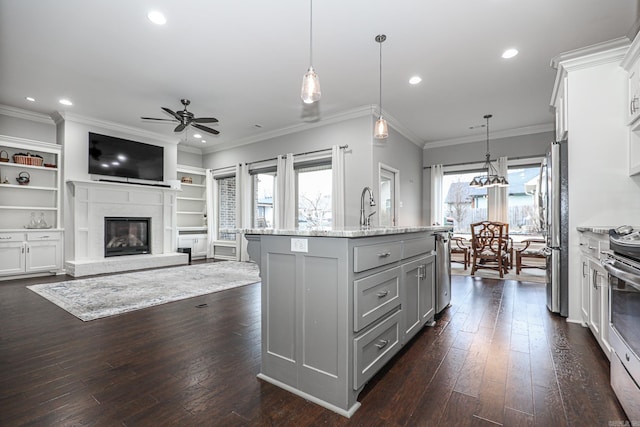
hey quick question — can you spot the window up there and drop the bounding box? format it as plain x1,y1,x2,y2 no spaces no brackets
253,172,275,228
296,164,332,230
442,171,487,233
506,165,542,235
216,175,236,241
441,164,543,236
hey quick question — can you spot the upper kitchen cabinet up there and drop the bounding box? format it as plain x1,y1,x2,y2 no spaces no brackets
622,32,640,126
551,69,569,141
622,32,640,175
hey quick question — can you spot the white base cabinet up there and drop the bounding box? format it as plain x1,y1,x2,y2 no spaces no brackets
177,233,208,258
0,231,63,277
577,229,611,359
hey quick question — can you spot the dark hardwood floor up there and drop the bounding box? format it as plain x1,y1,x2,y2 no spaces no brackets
0,267,628,426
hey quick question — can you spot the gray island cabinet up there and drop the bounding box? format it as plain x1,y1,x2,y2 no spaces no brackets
244,226,450,417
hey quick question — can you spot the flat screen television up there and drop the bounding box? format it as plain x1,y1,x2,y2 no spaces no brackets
88,132,164,182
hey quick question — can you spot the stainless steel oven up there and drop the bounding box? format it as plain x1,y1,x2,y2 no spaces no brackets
603,251,640,425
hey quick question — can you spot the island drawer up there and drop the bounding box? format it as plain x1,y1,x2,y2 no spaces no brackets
353,309,401,390
353,266,401,332
353,241,402,273
403,236,433,259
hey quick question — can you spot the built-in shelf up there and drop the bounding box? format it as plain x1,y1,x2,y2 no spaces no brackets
180,183,205,188
0,136,62,232
177,211,205,215
0,162,58,172
176,196,203,201
0,184,58,191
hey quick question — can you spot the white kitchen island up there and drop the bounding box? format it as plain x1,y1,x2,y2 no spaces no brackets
243,226,451,417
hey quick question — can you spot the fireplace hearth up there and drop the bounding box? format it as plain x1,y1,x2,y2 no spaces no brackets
104,217,151,257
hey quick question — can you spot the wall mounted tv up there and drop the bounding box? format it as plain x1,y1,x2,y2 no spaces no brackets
88,132,164,182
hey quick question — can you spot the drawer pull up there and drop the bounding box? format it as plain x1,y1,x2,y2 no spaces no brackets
377,252,391,258
376,290,389,298
0,236,12,240
39,235,50,239
627,353,631,362
375,339,389,350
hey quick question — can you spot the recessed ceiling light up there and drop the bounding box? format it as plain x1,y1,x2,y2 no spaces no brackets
201,140,207,144
25,96,35,102
193,133,202,139
409,76,422,85
502,48,519,59
59,98,73,106
147,11,166,25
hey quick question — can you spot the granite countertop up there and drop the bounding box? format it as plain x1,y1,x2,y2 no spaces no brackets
236,225,452,238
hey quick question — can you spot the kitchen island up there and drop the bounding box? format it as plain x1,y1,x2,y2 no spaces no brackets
243,226,451,417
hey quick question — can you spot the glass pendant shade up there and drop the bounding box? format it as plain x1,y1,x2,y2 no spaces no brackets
301,66,321,104
374,116,388,139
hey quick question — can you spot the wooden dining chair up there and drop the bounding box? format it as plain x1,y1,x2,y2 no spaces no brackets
470,221,510,278
515,238,547,274
451,237,470,270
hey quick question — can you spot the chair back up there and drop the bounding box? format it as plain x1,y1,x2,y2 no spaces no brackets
470,221,508,256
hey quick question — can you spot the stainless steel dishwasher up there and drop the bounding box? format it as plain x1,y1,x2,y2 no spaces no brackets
435,231,451,314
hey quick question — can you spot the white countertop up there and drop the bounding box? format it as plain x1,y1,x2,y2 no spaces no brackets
238,225,452,238
576,226,640,234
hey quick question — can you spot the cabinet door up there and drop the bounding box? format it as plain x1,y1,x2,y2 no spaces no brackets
192,235,209,257
590,259,611,358
419,254,436,324
26,240,61,273
588,263,601,340
0,242,25,276
401,255,431,343
580,256,590,325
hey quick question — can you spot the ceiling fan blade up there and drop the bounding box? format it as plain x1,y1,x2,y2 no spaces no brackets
141,117,178,122
193,117,219,123
174,123,187,132
192,123,220,135
162,107,182,121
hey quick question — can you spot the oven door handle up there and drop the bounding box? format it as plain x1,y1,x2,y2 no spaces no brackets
602,259,640,290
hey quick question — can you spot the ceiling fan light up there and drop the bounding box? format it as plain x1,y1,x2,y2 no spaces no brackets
374,117,388,139
301,66,321,104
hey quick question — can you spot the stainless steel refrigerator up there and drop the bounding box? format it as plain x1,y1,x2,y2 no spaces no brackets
539,140,569,316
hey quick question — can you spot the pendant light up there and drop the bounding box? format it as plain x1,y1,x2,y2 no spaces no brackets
374,34,388,139
301,0,321,104
469,114,509,188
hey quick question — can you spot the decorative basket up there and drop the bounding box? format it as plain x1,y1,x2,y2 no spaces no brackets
0,150,8,162
181,176,193,184
13,153,43,166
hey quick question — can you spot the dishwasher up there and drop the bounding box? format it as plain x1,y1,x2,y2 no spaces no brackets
434,231,451,314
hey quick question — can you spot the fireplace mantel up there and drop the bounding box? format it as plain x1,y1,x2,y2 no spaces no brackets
65,180,187,276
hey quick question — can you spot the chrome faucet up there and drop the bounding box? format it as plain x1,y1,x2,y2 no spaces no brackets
360,186,376,227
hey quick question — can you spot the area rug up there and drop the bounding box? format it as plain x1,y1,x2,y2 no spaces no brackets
452,265,546,283
27,261,260,321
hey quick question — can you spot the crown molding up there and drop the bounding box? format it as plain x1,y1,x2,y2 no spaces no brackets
201,105,374,154
51,111,181,145
201,104,423,154
550,37,630,71
0,104,55,125
423,123,554,149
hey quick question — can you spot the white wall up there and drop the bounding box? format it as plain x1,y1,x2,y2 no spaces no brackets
177,148,204,168
0,109,56,142
203,113,424,226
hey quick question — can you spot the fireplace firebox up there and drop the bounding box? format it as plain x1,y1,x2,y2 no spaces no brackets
104,217,151,257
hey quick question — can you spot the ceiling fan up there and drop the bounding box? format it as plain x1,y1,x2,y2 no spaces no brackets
141,99,220,135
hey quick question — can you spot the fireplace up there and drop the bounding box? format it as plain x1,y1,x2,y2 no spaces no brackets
104,217,151,257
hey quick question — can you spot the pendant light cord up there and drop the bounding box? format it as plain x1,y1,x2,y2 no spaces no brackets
309,0,313,66
379,38,383,115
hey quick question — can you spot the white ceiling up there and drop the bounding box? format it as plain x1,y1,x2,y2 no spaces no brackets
0,0,637,152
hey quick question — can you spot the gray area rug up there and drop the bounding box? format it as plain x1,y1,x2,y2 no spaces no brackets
27,261,260,321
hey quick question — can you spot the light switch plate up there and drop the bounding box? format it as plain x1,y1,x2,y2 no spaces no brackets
291,238,308,253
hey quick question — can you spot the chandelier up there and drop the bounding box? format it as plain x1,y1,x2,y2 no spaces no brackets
469,114,508,188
